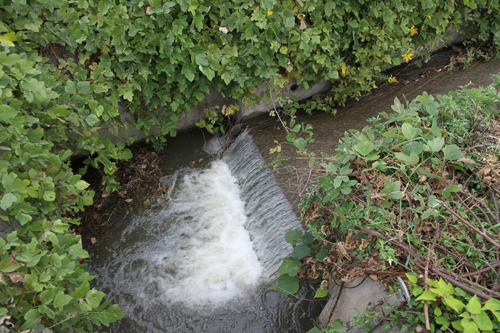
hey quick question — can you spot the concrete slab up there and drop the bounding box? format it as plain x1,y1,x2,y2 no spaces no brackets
319,277,408,333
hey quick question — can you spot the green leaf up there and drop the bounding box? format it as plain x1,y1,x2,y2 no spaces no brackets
285,229,303,244
473,311,493,331
77,81,91,94
314,287,329,298
443,296,465,313
40,289,56,305
482,298,500,312
395,152,419,166
291,244,310,259
442,184,462,198
65,80,76,94
434,307,443,316
315,247,328,260
436,316,449,325
0,32,16,46
452,319,464,331
269,274,299,295
195,53,209,66
416,290,437,301
86,114,99,126
43,191,56,201
402,123,422,139
443,144,462,161
123,91,134,101
68,244,89,259
85,289,105,308
427,137,444,152
23,309,41,326
0,104,19,123
0,258,22,273
74,180,90,190
54,291,73,311
354,140,374,157
72,280,90,300
0,193,18,210
461,317,478,333
307,328,323,333
276,257,301,276
406,273,418,284
105,304,125,323
466,295,482,315
402,141,423,155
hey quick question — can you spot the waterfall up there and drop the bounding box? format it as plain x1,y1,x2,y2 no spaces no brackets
221,130,299,273
89,129,300,331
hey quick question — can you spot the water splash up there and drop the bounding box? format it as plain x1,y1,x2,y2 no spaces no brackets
89,130,302,331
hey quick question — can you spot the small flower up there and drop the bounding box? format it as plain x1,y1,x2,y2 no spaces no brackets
388,75,397,83
428,15,432,19
408,26,418,36
79,258,84,263
402,48,413,63
267,9,273,16
341,64,347,75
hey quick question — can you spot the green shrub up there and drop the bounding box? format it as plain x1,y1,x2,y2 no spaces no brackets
272,75,500,332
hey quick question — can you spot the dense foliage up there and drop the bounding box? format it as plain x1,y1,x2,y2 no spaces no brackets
272,75,500,332
1,0,500,330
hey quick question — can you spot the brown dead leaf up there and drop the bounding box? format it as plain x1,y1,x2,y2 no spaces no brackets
359,238,369,251
9,274,25,283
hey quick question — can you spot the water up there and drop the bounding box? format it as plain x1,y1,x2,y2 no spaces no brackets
89,131,322,332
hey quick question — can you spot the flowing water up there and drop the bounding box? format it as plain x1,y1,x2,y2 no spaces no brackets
89,131,323,332
90,52,500,332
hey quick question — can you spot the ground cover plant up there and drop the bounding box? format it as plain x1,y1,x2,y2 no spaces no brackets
1,0,500,330
271,74,500,332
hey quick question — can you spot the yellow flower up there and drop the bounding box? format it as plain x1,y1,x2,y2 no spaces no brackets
428,15,431,19
408,26,418,36
402,48,413,63
341,64,347,75
388,75,397,83
267,9,273,16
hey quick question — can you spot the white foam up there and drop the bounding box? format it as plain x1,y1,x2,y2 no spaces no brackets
162,161,263,305
202,135,227,155
95,160,263,310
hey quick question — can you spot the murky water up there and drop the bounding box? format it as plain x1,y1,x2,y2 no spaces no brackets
89,52,500,332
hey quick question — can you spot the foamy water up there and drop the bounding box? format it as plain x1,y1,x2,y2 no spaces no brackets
92,161,263,310
89,131,306,331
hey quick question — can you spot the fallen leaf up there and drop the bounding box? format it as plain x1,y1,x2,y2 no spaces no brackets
9,274,25,283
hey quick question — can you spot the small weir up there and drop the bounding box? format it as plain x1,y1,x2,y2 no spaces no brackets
89,131,319,332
